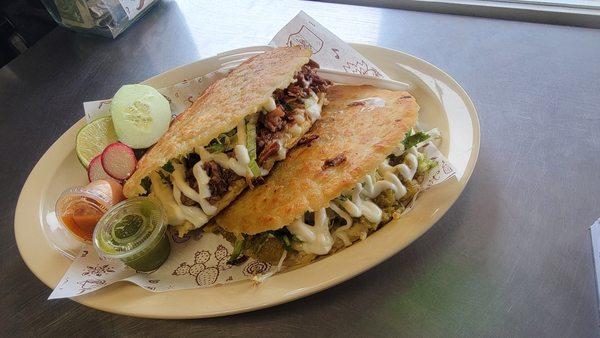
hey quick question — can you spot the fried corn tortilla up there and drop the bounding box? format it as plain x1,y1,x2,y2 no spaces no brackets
124,46,311,198
215,85,419,235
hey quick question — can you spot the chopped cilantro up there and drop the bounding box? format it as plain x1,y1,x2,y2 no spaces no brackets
227,238,246,265
162,161,174,173
207,131,237,153
140,177,152,194
402,131,430,149
270,229,293,251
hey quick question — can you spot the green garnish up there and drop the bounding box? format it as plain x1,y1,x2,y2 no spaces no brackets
417,153,438,173
140,176,152,194
227,238,246,265
161,161,174,173
245,116,261,177
207,130,237,153
402,131,430,149
270,229,293,251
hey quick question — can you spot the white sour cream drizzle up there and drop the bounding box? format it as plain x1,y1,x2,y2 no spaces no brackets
197,145,251,178
380,147,419,181
171,162,217,216
290,124,303,137
276,140,287,160
150,119,256,229
287,208,334,255
329,202,353,247
285,145,425,254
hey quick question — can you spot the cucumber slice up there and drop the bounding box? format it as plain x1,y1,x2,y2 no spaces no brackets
110,84,171,149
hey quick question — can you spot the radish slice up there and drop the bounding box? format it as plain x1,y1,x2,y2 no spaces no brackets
88,155,118,183
101,142,137,180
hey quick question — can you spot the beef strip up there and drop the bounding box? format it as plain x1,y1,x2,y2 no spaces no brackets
322,153,347,169
179,160,239,206
257,140,280,165
263,105,286,132
203,161,238,204
297,134,319,147
256,60,331,165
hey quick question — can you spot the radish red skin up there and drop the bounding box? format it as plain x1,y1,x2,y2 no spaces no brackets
101,142,137,180
88,155,120,183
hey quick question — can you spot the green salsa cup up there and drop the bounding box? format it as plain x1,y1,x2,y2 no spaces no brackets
93,197,171,272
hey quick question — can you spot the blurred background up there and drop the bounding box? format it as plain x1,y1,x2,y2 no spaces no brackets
2,0,599,68
0,0,55,67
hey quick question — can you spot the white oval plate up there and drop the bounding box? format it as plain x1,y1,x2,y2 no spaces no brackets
15,43,479,319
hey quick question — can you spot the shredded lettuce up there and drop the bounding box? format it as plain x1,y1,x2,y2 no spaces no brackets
417,153,437,173
245,116,261,176
270,229,293,251
140,176,152,194
161,161,174,173
227,238,246,265
207,129,237,153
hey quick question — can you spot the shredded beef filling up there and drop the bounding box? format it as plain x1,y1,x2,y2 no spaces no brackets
256,60,331,165
204,161,238,203
180,159,240,206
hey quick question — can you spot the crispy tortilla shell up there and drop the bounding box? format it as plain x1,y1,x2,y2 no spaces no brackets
216,85,419,234
123,47,311,197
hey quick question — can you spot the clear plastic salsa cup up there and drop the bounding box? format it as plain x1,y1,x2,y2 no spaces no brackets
93,197,171,273
55,179,124,243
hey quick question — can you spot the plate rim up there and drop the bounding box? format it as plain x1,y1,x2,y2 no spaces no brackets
14,42,480,319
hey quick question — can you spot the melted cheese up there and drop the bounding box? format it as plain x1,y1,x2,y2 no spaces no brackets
148,172,209,228
295,114,305,124
287,208,333,255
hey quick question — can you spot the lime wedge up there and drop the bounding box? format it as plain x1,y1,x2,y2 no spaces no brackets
76,116,118,168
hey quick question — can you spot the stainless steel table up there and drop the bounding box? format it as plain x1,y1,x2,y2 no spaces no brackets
2,0,599,335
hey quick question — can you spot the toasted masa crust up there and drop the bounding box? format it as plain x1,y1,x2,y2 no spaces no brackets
215,85,419,235
123,47,311,197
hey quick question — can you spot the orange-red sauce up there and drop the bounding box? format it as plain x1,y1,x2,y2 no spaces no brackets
60,199,105,241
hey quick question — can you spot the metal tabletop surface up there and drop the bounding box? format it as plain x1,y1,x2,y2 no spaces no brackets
2,0,599,336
